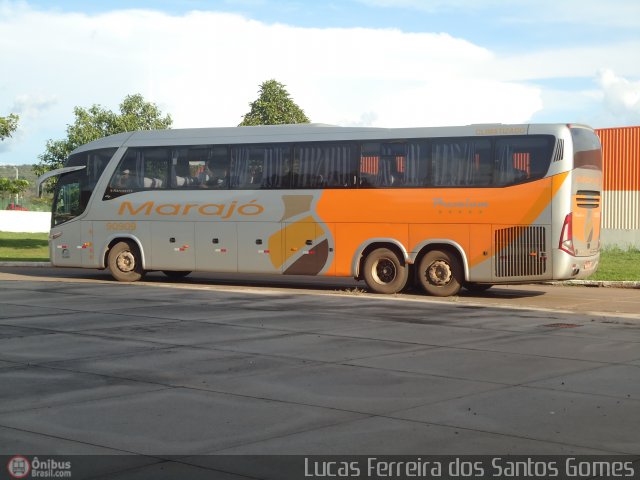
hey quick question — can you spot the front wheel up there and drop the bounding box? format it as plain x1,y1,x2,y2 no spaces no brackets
417,249,463,297
362,248,408,294
108,241,145,282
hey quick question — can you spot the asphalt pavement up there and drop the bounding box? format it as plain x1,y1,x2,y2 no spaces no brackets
0,268,639,478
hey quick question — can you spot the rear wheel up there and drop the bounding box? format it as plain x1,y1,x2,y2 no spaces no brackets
363,248,408,294
162,270,191,279
108,241,145,282
417,249,463,297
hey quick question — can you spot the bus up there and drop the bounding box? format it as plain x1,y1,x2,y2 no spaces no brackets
37,123,602,296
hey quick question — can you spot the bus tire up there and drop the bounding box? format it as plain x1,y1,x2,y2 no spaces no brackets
162,270,191,279
417,249,463,297
363,248,408,294
108,241,145,282
464,282,493,293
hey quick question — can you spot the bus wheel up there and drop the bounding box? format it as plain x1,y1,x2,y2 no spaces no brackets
363,248,408,294
162,270,191,280
108,241,144,282
464,282,493,293
417,249,462,297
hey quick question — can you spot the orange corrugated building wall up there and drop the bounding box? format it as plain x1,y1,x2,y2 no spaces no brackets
595,126,640,238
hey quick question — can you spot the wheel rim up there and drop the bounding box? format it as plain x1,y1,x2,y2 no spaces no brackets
116,251,135,273
373,258,397,284
426,260,452,286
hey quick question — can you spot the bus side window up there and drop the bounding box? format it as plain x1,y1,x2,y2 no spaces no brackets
431,139,491,187
404,142,429,187
494,137,553,186
472,141,493,186
197,146,229,189
358,141,429,188
230,145,290,189
171,150,195,188
294,143,355,189
107,148,168,193
142,148,169,189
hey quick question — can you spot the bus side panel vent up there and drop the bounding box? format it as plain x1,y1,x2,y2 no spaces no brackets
552,139,564,162
494,226,547,278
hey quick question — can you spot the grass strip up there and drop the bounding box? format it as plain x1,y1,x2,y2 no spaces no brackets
0,231,49,261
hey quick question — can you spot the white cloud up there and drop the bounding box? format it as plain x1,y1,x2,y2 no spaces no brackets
597,69,640,122
0,4,536,133
11,94,58,120
357,0,640,28
0,1,638,166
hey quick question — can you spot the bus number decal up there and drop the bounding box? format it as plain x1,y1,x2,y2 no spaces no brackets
107,222,137,231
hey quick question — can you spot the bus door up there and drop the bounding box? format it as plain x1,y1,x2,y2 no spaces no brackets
237,222,283,274
195,222,238,272
150,221,196,271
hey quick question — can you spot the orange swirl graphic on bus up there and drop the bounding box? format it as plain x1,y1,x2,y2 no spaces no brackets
268,194,333,275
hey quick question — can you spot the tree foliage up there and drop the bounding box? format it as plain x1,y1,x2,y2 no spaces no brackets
239,80,310,126
0,114,19,141
35,94,172,177
0,177,29,207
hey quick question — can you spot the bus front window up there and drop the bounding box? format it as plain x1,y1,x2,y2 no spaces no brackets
52,174,83,226
51,148,116,226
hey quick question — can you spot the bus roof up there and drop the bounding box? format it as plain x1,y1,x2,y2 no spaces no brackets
71,123,575,155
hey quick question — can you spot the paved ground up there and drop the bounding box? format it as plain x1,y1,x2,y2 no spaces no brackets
0,268,639,478
3,266,640,317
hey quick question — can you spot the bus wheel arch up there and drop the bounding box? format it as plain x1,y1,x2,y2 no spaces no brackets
358,242,409,294
414,244,466,297
355,241,408,279
106,238,146,282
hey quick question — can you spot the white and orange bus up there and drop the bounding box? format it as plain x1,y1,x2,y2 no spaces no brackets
37,123,602,296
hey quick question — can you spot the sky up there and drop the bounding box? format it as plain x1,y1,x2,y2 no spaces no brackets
1,0,640,167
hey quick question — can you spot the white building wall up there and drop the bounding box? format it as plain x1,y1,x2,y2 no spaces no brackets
0,211,51,233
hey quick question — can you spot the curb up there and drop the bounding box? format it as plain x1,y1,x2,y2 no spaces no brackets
546,280,640,289
0,261,52,267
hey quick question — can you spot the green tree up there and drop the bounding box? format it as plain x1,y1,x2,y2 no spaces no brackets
0,114,19,141
35,94,172,177
0,177,29,208
239,79,310,126
0,177,10,208
7,178,30,201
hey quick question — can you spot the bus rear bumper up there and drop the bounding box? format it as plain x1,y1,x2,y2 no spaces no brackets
553,250,600,280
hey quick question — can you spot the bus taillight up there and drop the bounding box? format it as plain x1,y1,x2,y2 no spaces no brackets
559,213,575,255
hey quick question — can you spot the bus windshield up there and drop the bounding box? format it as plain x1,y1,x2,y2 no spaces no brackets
52,148,116,226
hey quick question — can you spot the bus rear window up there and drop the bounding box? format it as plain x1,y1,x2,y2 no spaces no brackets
571,128,602,170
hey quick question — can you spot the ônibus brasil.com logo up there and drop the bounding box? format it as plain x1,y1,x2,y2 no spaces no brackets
7,456,30,479
7,456,72,478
